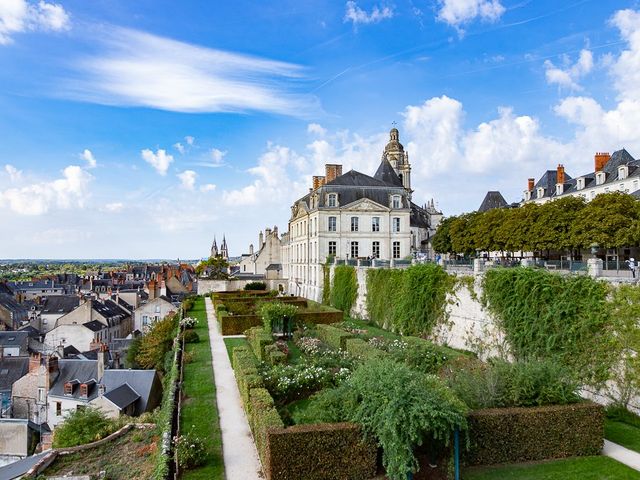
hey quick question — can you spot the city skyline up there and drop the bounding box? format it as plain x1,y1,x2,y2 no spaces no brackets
1,0,640,258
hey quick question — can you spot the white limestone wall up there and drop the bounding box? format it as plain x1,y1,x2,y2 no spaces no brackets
197,278,288,295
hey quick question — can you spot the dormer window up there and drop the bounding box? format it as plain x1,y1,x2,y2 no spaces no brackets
576,177,585,190
328,194,337,208
524,190,531,201
619,165,628,180
391,195,401,209
64,382,74,396
596,172,606,185
80,383,88,398
556,183,564,195
537,187,545,199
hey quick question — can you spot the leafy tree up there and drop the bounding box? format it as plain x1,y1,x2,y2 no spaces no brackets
136,313,178,371
53,407,116,448
449,212,479,256
532,196,586,254
258,301,298,333
431,216,455,254
470,208,507,253
196,256,229,279
348,358,468,480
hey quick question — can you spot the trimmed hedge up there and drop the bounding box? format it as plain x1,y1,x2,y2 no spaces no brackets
344,338,388,361
465,401,604,466
316,324,354,350
219,313,262,335
297,310,345,325
232,346,262,406
265,344,287,365
249,387,285,467
246,327,274,361
266,423,377,480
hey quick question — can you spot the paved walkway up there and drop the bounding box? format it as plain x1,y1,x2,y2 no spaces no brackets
604,440,640,471
205,297,262,480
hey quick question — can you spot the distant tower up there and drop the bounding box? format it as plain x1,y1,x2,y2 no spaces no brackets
220,235,229,260
210,236,219,258
382,127,412,195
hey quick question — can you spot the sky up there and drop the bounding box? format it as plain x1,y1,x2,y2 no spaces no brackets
1,0,640,259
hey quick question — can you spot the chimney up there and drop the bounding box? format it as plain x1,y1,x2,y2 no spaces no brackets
325,164,343,183
249,244,254,255
47,355,59,374
148,279,156,300
57,343,65,359
528,178,535,191
259,231,264,247
312,175,326,190
29,353,42,374
595,152,611,172
556,164,565,185
97,343,107,381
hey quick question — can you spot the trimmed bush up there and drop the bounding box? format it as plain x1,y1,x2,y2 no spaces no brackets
246,326,274,361
266,423,377,480
265,344,287,365
219,313,262,335
316,324,354,350
344,337,388,361
297,310,344,325
181,329,200,344
232,346,262,405
249,388,285,465
465,402,604,466
245,281,268,291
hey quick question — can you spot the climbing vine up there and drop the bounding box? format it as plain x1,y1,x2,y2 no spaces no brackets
322,263,331,305
481,268,615,383
366,263,455,337
330,265,358,315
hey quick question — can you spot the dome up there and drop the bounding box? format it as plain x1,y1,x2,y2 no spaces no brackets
384,128,404,153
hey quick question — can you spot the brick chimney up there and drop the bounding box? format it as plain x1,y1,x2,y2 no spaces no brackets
556,164,565,184
312,175,326,190
528,178,535,191
325,164,343,183
148,279,156,300
29,353,42,374
97,343,107,381
595,152,611,172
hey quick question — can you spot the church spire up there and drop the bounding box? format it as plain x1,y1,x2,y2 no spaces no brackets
381,127,412,196
211,236,219,258
220,235,229,260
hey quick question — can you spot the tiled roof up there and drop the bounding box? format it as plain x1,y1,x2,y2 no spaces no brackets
479,191,508,212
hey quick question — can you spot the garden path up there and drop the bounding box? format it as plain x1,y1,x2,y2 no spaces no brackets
603,440,640,471
205,297,262,480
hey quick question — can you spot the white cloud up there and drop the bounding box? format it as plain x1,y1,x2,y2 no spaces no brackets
344,1,394,26
544,49,593,90
141,148,173,175
173,142,185,154
81,148,97,168
437,0,505,29
185,135,195,146
200,183,216,192
103,202,124,212
0,165,92,215
210,148,227,166
0,0,70,45
307,123,327,137
62,27,319,117
178,170,197,190
4,164,22,182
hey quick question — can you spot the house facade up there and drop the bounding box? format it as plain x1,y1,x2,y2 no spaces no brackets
133,296,176,333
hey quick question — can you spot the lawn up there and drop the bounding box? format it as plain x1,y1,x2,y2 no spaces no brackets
223,337,249,361
180,297,224,480
606,419,640,453
464,456,640,480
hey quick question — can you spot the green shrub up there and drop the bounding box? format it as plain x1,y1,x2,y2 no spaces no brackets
366,268,404,329
344,337,388,361
181,329,200,344
245,326,274,361
248,388,284,462
226,301,254,316
261,362,345,405
232,346,261,405
291,383,358,425
466,402,604,466
386,337,451,375
330,265,358,314
265,344,287,365
174,429,207,470
348,358,468,480
316,324,353,350
53,407,117,448
449,358,580,409
219,312,261,335
245,281,267,291
181,297,195,312
606,404,640,428
482,268,614,383
258,301,298,333
136,313,178,372
267,423,377,480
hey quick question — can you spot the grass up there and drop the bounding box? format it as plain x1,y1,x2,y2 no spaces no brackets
44,428,157,479
606,419,640,453
287,340,304,363
223,337,249,361
464,456,640,480
180,297,224,480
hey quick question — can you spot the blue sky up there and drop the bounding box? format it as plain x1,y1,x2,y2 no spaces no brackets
1,0,639,259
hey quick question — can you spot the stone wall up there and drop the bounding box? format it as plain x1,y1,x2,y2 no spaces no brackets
197,278,287,295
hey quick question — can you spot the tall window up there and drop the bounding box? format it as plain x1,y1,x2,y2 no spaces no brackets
372,241,380,258
328,241,337,256
351,217,359,232
328,194,337,207
392,195,401,209
393,241,400,259
351,241,359,258
372,217,380,232
328,216,337,232
392,217,400,233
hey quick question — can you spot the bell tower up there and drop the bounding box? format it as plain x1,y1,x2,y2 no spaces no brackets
382,127,412,194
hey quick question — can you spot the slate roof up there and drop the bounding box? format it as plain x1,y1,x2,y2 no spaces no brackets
373,159,403,187
102,369,160,415
83,320,105,332
48,359,99,400
0,357,29,392
266,264,282,271
103,383,140,409
41,295,80,315
0,283,13,296
0,451,49,480
479,191,508,212
0,294,28,315
0,331,29,348
325,169,391,188
410,202,431,229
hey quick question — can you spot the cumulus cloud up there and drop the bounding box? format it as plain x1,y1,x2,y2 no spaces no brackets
437,0,505,30
0,0,70,45
344,1,394,26
544,49,594,90
81,148,97,168
0,165,92,215
307,123,327,137
178,170,197,190
173,142,185,154
185,135,195,145
61,27,319,117
103,202,124,212
4,164,22,182
141,148,173,175
200,183,216,192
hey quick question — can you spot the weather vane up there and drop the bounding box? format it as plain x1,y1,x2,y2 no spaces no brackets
391,121,397,127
